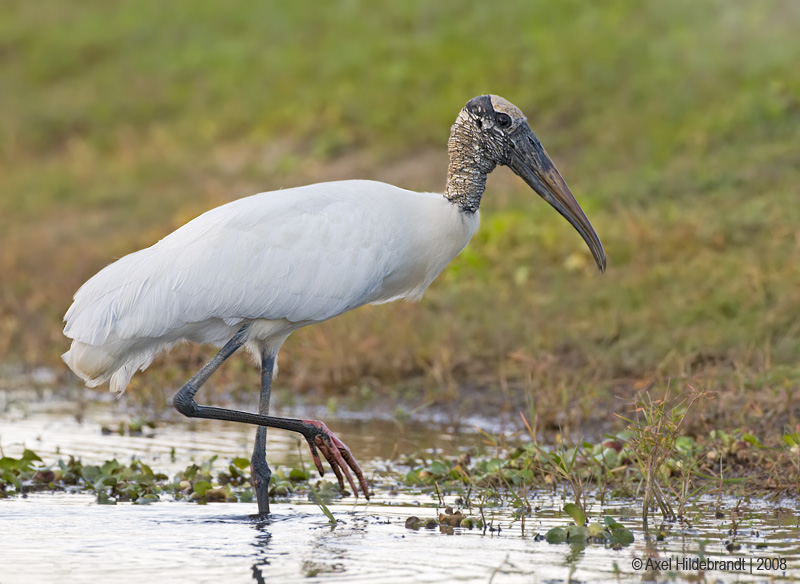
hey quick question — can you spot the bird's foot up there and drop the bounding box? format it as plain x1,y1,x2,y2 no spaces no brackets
301,420,370,500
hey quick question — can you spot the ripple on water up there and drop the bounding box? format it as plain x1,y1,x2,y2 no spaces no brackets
1,492,798,584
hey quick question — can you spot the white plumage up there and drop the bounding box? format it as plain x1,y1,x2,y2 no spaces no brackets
62,95,606,509
63,179,479,394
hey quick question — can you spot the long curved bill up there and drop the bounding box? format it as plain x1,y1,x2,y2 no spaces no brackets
508,125,606,272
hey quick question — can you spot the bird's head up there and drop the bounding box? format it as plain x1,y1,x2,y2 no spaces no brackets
450,94,606,273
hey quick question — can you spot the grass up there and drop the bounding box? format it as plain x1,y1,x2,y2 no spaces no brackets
1,1,800,442
616,387,705,527
399,418,800,511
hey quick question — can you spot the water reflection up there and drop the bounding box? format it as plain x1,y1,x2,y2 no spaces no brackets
250,517,272,584
640,538,661,582
1,488,798,583
0,407,487,478
563,542,586,578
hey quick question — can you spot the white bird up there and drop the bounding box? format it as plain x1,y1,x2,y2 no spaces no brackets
63,95,605,514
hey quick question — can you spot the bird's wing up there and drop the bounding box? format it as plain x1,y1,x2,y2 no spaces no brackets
64,182,401,345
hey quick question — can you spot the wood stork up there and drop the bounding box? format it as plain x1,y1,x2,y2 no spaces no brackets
63,95,606,515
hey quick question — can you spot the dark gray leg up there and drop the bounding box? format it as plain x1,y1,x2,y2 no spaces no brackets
173,324,370,500
251,351,275,515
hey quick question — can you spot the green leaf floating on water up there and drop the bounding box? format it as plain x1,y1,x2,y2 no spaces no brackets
0,450,43,474
563,503,586,525
289,468,310,481
193,480,213,496
545,525,590,544
232,457,251,470
93,475,117,493
603,516,635,545
587,523,605,538
607,523,634,545
546,515,634,546
545,526,567,544
567,526,590,542
428,460,450,476
101,459,121,475
82,465,101,484
1,470,22,490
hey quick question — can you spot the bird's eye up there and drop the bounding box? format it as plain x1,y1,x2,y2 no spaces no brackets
496,113,512,128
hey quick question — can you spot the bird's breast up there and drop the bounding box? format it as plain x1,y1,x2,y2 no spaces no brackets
369,195,480,304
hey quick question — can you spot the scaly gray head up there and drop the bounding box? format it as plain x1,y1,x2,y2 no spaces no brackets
446,94,606,272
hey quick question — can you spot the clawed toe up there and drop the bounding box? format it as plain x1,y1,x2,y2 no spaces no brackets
302,420,370,499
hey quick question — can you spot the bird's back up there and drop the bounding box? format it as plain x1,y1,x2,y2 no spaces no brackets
63,180,479,393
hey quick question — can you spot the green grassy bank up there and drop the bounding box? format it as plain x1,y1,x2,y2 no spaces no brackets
1,1,799,437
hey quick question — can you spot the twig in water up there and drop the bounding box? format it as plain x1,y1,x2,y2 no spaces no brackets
488,553,510,584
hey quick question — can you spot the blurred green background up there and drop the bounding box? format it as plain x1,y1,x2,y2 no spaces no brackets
1,0,799,427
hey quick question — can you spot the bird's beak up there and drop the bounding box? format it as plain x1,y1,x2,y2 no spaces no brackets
508,125,606,272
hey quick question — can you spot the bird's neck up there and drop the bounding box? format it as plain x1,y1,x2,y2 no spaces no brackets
444,110,496,213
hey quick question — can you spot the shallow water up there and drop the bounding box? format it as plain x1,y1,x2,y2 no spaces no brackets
0,404,485,474
1,409,799,583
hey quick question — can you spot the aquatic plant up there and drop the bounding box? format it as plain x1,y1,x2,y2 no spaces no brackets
544,508,634,548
